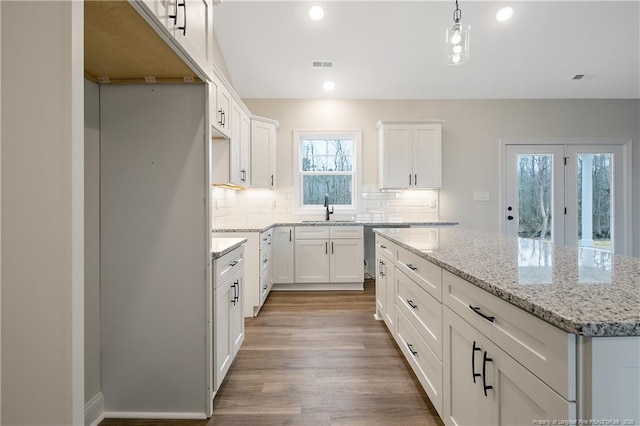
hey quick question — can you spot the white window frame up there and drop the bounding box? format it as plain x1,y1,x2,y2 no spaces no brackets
293,130,362,215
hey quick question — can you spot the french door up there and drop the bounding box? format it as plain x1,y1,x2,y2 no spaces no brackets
503,143,630,255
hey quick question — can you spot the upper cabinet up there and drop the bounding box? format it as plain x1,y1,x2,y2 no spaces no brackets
377,121,443,190
251,116,279,189
209,75,231,138
135,0,216,81
229,103,251,186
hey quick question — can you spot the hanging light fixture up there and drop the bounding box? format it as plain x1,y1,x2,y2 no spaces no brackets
445,0,470,65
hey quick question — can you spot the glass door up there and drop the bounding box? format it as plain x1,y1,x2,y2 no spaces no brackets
565,145,627,254
504,145,565,244
504,143,630,255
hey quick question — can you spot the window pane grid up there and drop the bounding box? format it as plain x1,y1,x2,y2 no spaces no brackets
299,136,356,207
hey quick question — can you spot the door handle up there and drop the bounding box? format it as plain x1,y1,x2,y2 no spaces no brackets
177,0,187,36
407,342,418,356
289,229,292,242
331,241,334,254
482,351,493,396
409,173,412,186
471,341,482,383
407,299,417,309
470,305,495,323
325,241,328,254
414,174,417,186
169,0,179,24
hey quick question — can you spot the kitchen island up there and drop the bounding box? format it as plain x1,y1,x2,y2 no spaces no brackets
374,227,639,425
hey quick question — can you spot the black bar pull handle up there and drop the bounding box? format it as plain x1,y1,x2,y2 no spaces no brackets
229,260,238,267
407,299,417,309
289,229,292,242
407,343,418,356
218,108,223,125
331,241,334,254
380,244,387,249
271,174,274,187
409,174,412,186
414,174,417,185
169,0,179,24
178,0,187,36
472,341,482,383
325,241,328,254
406,263,417,271
469,305,495,323
482,351,493,396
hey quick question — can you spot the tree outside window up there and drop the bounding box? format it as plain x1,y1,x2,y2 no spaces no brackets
297,134,358,208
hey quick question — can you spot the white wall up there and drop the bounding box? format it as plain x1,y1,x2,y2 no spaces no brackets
84,79,102,421
244,99,640,256
1,1,84,424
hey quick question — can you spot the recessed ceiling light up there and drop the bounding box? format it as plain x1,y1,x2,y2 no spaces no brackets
322,80,335,91
309,5,324,21
496,6,513,22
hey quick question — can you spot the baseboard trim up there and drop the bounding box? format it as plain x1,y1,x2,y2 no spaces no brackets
85,392,105,426
104,411,207,420
272,282,363,291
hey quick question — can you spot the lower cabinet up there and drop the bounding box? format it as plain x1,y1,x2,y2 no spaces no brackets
374,234,577,426
272,226,294,283
443,307,575,425
213,245,245,394
293,225,364,287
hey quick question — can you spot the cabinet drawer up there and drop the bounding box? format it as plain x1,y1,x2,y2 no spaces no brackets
329,225,363,239
375,236,397,259
396,308,443,417
260,229,272,250
443,270,575,400
295,226,329,239
214,246,244,289
395,268,442,359
397,246,442,302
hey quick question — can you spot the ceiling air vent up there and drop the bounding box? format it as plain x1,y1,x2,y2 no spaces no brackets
312,60,334,69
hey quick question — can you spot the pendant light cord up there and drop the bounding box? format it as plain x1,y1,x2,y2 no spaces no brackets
453,0,462,23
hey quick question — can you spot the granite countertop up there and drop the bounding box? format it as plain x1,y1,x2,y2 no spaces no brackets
374,227,640,337
212,219,458,233
211,237,247,259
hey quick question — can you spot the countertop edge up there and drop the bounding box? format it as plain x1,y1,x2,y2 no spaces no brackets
212,221,458,233
373,229,639,337
211,237,247,259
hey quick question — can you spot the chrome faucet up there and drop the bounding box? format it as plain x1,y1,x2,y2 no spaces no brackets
324,193,334,221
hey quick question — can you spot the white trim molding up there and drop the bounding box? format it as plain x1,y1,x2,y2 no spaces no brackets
104,411,208,420
84,392,104,426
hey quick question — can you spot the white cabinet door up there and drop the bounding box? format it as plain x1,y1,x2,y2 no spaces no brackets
250,118,277,189
380,124,413,189
210,77,230,138
443,307,492,426
413,124,442,189
240,111,251,186
229,102,242,185
294,239,330,283
378,121,442,189
139,0,173,30
443,307,574,426
330,238,364,282
214,277,233,390
375,248,395,330
176,0,212,73
272,227,294,283
230,275,244,357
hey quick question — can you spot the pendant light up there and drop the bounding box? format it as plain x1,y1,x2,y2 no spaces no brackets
445,0,470,65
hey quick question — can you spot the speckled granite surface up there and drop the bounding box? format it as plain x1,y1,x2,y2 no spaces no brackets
211,237,246,259
374,227,640,337
212,220,458,233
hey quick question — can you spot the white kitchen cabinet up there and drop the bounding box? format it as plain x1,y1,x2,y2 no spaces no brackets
293,226,364,287
259,229,273,305
213,245,245,392
134,0,215,81
443,307,575,425
377,121,442,189
209,76,231,138
294,238,331,282
229,102,250,186
272,226,295,283
251,116,279,189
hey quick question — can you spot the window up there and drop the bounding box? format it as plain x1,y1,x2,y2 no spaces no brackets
294,131,362,212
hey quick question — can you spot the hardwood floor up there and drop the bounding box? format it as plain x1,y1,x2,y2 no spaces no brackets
101,282,443,426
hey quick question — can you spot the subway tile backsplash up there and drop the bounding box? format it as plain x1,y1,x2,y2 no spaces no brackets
212,185,439,227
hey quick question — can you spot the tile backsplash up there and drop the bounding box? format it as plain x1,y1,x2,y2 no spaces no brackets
212,184,439,227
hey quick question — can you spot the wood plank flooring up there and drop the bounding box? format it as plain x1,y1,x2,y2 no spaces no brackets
101,282,443,426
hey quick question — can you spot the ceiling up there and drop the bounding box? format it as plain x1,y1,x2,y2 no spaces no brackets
212,1,640,99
